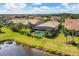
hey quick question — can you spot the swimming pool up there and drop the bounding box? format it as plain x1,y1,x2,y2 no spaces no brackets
34,31,46,36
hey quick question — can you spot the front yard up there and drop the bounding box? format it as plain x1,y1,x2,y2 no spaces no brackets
0,27,79,56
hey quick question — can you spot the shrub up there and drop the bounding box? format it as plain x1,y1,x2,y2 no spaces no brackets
11,27,19,32
19,29,26,34
45,31,53,38
25,28,32,36
32,34,43,39
19,28,32,36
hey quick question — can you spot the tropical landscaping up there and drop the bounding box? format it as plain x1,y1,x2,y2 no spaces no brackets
0,14,79,56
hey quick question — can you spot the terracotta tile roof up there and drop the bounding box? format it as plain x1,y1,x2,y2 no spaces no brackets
29,16,42,20
10,18,28,25
28,19,40,25
65,19,79,31
51,16,61,21
10,16,16,19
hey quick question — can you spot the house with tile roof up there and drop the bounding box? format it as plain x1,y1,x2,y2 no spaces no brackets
10,18,28,25
33,21,60,31
65,19,79,31
51,16,61,21
33,21,60,37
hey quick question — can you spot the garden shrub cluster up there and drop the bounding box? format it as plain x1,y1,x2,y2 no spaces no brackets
32,34,43,39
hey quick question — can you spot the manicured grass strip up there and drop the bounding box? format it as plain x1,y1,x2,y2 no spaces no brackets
0,27,79,56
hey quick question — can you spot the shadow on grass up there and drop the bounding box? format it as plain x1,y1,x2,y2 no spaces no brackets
52,32,60,39
67,41,79,49
46,29,61,39
0,32,5,34
45,31,61,39
50,25,62,39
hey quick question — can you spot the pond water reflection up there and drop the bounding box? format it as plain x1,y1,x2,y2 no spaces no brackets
0,40,55,56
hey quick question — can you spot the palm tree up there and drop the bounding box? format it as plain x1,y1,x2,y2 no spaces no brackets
27,22,34,32
71,30,75,44
0,23,4,33
0,25,2,33
77,31,79,37
64,29,69,44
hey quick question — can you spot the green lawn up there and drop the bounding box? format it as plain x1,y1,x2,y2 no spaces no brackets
0,27,79,56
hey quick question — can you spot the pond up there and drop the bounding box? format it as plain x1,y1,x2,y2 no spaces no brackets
0,40,56,56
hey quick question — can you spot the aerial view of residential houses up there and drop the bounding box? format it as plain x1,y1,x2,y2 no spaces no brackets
0,14,79,56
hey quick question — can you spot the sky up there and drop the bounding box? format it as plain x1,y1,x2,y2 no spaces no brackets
0,3,79,14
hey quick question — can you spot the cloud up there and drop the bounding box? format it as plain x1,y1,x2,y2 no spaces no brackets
61,3,69,6
33,6,51,11
0,3,27,14
32,3,42,5
31,6,53,14
61,3,70,9
4,3,27,9
0,3,79,14
70,4,79,10
33,7,40,11
40,6,51,10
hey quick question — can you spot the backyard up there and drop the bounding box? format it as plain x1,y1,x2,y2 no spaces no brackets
0,27,79,56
